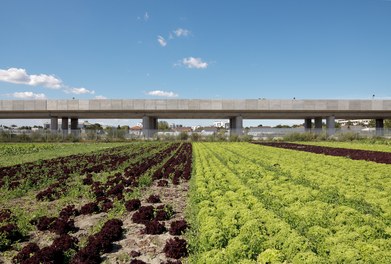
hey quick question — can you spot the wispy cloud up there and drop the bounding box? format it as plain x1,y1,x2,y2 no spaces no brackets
138,11,150,21
65,87,95,95
181,57,208,69
157,35,167,47
0,68,62,89
158,28,191,46
9,91,47,99
147,90,178,97
173,28,191,37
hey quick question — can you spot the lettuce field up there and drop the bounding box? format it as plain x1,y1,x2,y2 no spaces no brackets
1,142,391,263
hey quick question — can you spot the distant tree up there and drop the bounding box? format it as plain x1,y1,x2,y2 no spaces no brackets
158,121,170,131
85,123,102,130
120,125,129,131
368,120,375,127
178,132,189,141
18,126,32,130
367,119,391,128
190,132,200,141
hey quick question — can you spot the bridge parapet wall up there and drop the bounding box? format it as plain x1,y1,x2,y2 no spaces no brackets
1,99,390,112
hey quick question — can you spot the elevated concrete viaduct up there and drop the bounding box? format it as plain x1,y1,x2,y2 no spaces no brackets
1,99,391,137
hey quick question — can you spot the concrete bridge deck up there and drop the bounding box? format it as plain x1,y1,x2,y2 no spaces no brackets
1,99,390,136
1,99,391,119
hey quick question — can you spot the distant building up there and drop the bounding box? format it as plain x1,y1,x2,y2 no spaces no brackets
129,125,143,136
213,121,229,128
201,127,218,136
337,119,371,126
174,127,192,133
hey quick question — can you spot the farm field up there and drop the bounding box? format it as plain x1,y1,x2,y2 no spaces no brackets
297,141,391,153
256,142,391,164
0,143,130,167
1,141,391,263
188,142,391,263
1,142,192,263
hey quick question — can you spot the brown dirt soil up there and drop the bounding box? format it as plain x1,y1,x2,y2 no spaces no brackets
102,180,190,264
0,179,189,264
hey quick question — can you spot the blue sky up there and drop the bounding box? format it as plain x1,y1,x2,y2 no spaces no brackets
1,0,391,126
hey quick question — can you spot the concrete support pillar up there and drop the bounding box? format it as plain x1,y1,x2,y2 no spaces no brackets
61,117,69,136
71,118,79,137
50,117,58,132
142,116,158,138
230,116,243,135
376,119,384,136
304,118,312,132
326,116,336,135
314,117,323,134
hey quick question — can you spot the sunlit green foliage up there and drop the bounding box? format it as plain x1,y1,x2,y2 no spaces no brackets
188,142,391,263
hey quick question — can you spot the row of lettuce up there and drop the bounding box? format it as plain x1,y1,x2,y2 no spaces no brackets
1,142,192,263
2,141,391,263
187,142,391,263
298,141,391,153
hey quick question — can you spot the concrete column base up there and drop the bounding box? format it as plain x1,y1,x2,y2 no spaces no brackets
230,116,243,135
304,118,312,132
314,117,323,134
376,119,384,136
50,117,58,132
142,116,158,138
71,118,79,137
61,117,69,136
326,116,336,135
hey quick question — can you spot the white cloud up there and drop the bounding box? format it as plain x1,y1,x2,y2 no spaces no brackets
173,28,190,37
94,95,107,99
147,90,178,98
10,91,47,99
182,57,208,69
0,68,96,97
144,12,149,21
65,87,95,95
157,35,167,47
0,68,62,89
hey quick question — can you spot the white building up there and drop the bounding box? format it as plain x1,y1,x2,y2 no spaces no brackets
337,119,371,126
213,121,229,128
